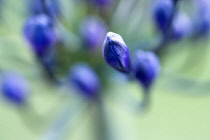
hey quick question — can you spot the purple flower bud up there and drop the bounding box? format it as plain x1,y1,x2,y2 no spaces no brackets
69,64,100,98
102,32,131,74
171,12,192,40
1,73,29,105
23,14,57,57
195,0,210,35
29,0,61,18
80,17,107,50
152,0,174,32
133,50,160,90
86,0,112,8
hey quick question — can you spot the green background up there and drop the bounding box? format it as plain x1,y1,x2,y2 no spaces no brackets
0,0,210,140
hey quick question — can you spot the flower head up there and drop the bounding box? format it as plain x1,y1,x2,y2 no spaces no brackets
1,73,29,105
23,14,57,57
69,64,100,98
133,50,160,90
102,32,131,74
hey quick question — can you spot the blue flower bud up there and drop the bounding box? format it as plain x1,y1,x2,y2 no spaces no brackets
80,17,107,50
69,64,100,98
87,0,112,8
195,0,210,35
152,0,174,32
102,32,131,74
1,73,29,105
23,14,57,57
171,12,192,40
133,50,160,90
29,0,61,18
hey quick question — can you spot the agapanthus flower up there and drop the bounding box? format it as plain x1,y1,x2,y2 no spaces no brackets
195,0,210,35
1,73,29,105
152,0,174,32
86,0,112,8
69,64,100,99
29,0,61,18
80,17,107,50
171,12,192,40
102,32,131,74
23,14,57,57
133,50,160,90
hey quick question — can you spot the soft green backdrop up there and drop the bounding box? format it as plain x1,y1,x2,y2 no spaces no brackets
0,0,210,140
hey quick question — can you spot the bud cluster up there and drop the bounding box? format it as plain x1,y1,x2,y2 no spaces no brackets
103,32,160,91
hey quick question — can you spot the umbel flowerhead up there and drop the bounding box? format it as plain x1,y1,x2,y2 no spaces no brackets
80,16,107,50
24,14,57,57
102,32,131,74
1,73,29,105
152,0,174,32
133,50,160,90
69,64,100,99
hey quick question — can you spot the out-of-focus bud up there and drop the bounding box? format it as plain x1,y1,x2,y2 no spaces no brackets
152,0,174,32
171,12,192,40
133,50,160,90
80,17,107,50
1,73,29,105
29,0,61,18
23,14,57,57
172,0,179,5
102,32,131,74
195,0,210,35
87,0,112,8
69,64,100,99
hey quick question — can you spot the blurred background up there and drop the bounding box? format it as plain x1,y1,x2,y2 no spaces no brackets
1,0,210,140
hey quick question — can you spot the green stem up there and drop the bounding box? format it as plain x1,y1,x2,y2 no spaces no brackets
17,96,66,134
18,104,45,134
139,88,151,113
95,97,110,140
41,99,86,140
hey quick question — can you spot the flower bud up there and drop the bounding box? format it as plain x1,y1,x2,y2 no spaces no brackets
86,0,112,8
23,14,57,57
102,32,131,74
133,50,160,89
69,64,100,98
171,12,192,40
195,0,210,35
1,73,29,105
152,0,174,32
80,17,107,50
29,0,61,18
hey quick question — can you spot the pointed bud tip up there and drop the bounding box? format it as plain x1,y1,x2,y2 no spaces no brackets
105,32,126,46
